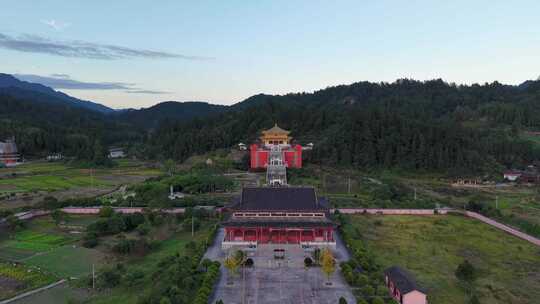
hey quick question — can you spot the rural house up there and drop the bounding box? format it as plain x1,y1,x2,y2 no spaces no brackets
384,266,427,304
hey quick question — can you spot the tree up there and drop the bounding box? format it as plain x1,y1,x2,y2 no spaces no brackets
163,159,176,176
455,260,476,283
6,215,24,231
321,248,336,283
215,300,224,304
224,250,243,284
234,249,246,265
51,209,66,226
470,294,480,304
371,297,384,304
338,296,348,304
99,206,114,218
159,297,172,304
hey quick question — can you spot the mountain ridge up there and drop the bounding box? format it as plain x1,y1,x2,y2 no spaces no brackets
0,73,114,113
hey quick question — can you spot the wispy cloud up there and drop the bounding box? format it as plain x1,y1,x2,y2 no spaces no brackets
125,89,172,95
14,73,171,94
41,19,70,31
0,33,212,60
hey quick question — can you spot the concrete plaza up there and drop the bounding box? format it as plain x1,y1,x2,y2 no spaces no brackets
206,229,355,304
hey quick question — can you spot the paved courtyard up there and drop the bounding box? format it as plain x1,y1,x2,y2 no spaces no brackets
206,229,355,304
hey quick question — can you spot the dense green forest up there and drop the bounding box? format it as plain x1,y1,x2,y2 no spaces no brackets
148,79,540,174
2,77,540,173
0,92,139,165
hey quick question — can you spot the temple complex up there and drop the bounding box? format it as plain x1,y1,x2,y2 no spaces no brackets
250,124,303,170
222,124,335,249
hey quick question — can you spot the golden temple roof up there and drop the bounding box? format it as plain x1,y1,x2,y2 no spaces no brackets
262,123,290,135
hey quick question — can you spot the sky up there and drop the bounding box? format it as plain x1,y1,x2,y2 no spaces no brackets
1,1,539,109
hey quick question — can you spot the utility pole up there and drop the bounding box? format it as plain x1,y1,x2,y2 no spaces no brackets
496,195,499,209
347,177,351,194
322,174,326,194
414,187,417,201
90,168,94,193
191,215,194,237
92,263,95,289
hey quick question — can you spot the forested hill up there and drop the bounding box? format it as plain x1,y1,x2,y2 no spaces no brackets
114,101,227,128
0,74,224,161
0,74,113,114
0,93,139,163
149,79,540,174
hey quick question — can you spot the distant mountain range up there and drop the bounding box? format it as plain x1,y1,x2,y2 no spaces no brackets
3,71,540,169
0,73,228,128
116,101,227,128
0,73,114,113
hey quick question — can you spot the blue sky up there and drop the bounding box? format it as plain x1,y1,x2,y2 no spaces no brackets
1,1,539,109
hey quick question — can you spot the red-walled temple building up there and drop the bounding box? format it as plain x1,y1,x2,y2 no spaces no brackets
250,124,302,170
0,139,19,167
221,187,336,249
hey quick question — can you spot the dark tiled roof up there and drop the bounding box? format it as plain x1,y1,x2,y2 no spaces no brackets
232,187,326,212
384,266,424,294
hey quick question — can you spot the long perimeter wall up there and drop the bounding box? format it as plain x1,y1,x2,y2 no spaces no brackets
3,207,539,247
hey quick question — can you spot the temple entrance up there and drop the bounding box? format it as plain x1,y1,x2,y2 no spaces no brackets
287,230,300,243
245,229,257,242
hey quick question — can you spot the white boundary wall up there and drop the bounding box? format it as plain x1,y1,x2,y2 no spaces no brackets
334,208,449,215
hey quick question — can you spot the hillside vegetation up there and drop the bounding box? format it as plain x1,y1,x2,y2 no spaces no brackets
149,79,540,174
3,76,540,173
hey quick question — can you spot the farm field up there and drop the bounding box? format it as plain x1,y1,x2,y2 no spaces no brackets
0,262,56,300
0,217,76,261
0,159,161,209
0,159,160,194
0,215,107,302
0,216,102,277
343,214,540,304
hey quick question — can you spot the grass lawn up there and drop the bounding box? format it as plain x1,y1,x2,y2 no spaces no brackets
13,283,90,304
24,245,104,278
344,214,540,304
